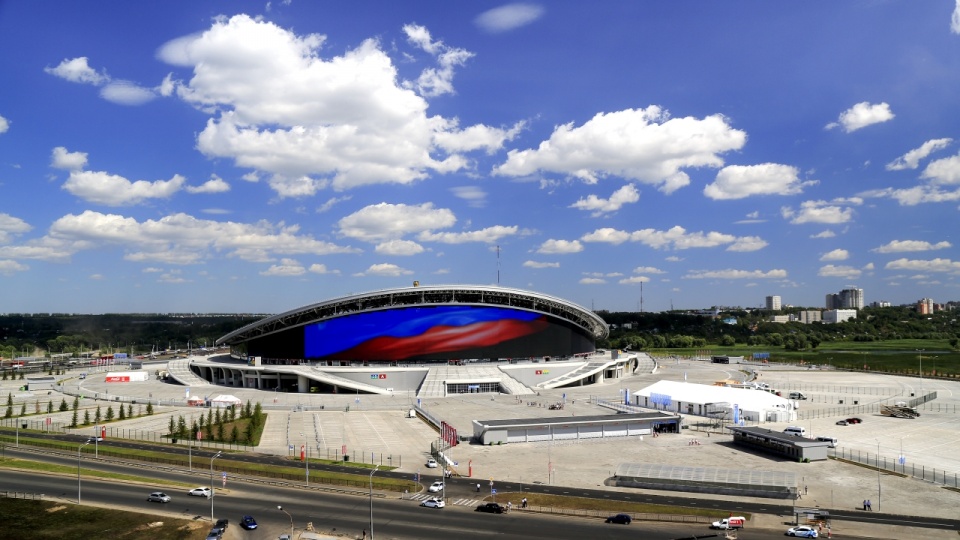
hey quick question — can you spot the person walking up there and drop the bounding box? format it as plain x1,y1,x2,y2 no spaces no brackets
476,483,481,493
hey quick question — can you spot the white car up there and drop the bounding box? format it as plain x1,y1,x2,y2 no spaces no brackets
188,487,212,497
425,458,438,468
428,481,444,493
786,525,819,538
420,497,445,508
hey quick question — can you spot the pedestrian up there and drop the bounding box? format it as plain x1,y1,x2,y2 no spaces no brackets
477,483,481,493
507,501,512,513
827,525,832,538
804,485,808,495
862,499,867,511
522,497,527,508
362,529,367,540
867,499,872,511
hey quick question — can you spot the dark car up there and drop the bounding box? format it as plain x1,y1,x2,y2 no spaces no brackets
240,515,258,530
835,420,848,426
476,502,504,514
212,519,229,534
846,417,863,424
605,513,632,524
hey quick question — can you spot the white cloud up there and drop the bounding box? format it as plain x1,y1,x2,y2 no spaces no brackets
860,185,960,206
260,258,306,276
100,81,156,105
579,277,606,284
953,0,960,34
0,259,29,275
818,264,862,278
618,276,650,284
433,120,525,154
632,266,664,274
157,15,505,194
338,202,456,243
186,175,231,194
0,210,357,265
523,260,559,269
582,225,764,252
0,114,9,134
872,240,952,253
494,106,746,194
920,152,960,185
781,199,859,224
45,57,108,85
475,3,545,33
885,257,960,273
704,163,815,200
569,183,639,216
886,138,952,171
402,24,474,98
316,196,352,213
308,263,337,274
375,239,425,256
536,239,583,254
450,186,488,208
51,147,88,170
418,225,519,244
811,230,836,239
683,269,788,279
361,263,413,276
0,213,32,244
820,249,849,261
826,101,895,133
62,171,186,206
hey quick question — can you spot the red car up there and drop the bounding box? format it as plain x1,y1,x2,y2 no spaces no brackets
845,417,862,424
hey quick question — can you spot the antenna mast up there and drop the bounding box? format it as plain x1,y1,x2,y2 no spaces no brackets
496,245,500,285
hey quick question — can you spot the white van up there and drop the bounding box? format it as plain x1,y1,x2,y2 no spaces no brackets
816,436,838,448
783,426,807,437
789,391,807,400
711,516,745,529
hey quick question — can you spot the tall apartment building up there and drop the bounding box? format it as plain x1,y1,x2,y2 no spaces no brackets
917,298,935,314
765,295,782,311
826,288,864,310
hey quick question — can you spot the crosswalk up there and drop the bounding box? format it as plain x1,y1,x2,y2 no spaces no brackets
406,493,489,507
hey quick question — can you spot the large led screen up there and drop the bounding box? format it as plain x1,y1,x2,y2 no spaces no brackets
304,306,569,362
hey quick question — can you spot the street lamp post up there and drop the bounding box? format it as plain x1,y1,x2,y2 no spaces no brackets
77,441,91,504
210,451,222,523
875,439,881,513
369,465,380,540
301,432,309,485
278,505,293,539
917,349,923,391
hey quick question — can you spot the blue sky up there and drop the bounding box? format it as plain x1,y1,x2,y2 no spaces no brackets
2,1,960,315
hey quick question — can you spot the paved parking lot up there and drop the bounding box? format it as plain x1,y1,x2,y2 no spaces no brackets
4,357,959,538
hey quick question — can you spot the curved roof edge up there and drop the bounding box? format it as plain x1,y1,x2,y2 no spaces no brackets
216,284,608,345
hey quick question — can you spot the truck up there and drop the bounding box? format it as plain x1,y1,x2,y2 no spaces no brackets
789,391,807,400
711,516,745,530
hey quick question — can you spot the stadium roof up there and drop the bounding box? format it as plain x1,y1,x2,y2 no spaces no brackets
216,284,609,346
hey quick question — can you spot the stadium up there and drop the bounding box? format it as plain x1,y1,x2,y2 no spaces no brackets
170,284,645,397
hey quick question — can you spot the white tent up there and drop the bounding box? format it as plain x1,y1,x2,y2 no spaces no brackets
633,380,796,423
210,394,243,407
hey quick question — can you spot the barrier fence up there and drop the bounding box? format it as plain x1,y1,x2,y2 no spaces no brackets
830,447,959,488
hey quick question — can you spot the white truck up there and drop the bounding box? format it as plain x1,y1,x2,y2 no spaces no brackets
711,516,745,530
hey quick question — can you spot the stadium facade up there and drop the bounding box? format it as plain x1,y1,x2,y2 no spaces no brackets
171,285,640,396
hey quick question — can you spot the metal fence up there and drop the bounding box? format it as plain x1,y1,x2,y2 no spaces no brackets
830,447,959,488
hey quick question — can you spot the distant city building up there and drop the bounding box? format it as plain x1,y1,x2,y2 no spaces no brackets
765,295,782,311
917,298,935,314
823,309,857,323
794,310,822,324
869,300,892,308
826,288,864,310
767,315,790,323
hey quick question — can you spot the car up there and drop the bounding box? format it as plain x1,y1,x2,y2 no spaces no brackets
421,497,445,508
428,481,444,493
605,513,632,524
212,519,229,534
188,487,213,497
845,417,863,424
240,515,258,530
476,502,505,514
146,491,171,503
835,420,848,426
425,458,438,468
87,436,104,442
204,529,222,540
787,525,819,537
711,516,745,529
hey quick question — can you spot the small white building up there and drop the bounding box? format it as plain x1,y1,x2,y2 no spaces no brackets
823,309,857,323
633,380,797,424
